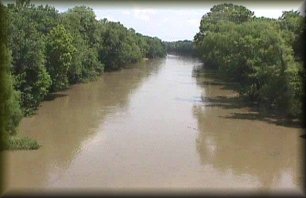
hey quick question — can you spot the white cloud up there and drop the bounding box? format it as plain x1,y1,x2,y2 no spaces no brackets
162,17,171,22
187,18,200,27
252,9,284,19
132,9,157,21
122,10,131,15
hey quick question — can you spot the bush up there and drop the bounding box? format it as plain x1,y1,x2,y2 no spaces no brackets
1,136,40,150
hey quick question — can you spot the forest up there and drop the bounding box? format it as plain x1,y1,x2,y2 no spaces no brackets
194,4,305,121
0,0,166,149
164,40,197,56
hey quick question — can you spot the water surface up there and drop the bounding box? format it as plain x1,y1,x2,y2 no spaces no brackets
3,55,304,195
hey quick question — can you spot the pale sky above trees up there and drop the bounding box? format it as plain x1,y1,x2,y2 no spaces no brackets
3,0,305,41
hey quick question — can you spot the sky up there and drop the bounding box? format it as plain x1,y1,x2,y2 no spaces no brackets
4,0,305,41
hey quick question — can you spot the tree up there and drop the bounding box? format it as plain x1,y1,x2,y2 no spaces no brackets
8,4,51,115
61,6,103,81
5,1,165,115
194,3,305,118
164,40,196,55
46,25,76,91
194,3,254,51
279,10,304,60
146,37,166,58
61,6,98,45
0,3,22,139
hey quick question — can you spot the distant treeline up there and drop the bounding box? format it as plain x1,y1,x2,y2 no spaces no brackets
194,3,305,120
164,40,197,56
0,0,166,146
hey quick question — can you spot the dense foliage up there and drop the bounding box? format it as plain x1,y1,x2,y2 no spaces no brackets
164,40,196,55
1,0,166,143
194,3,304,119
46,24,76,91
0,4,22,141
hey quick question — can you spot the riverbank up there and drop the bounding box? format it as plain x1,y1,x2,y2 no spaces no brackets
2,136,40,150
2,56,162,151
194,66,304,129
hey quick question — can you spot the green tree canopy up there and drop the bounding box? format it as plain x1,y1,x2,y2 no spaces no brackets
46,25,76,91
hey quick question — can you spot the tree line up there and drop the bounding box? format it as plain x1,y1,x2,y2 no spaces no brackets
164,40,197,56
194,3,305,120
0,0,166,149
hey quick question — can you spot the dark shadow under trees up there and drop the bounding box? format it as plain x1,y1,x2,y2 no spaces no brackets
44,93,67,101
196,67,304,130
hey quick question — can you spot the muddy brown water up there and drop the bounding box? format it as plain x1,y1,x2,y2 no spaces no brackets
2,55,304,195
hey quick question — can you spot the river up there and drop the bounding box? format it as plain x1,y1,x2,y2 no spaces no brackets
2,55,304,195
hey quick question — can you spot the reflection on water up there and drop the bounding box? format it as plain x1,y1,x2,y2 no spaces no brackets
3,59,164,191
2,55,304,195
193,68,304,193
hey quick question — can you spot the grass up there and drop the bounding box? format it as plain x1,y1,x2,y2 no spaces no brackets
2,136,40,150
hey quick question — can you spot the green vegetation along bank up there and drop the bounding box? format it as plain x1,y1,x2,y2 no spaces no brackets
164,40,197,56
0,0,166,150
194,3,305,122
